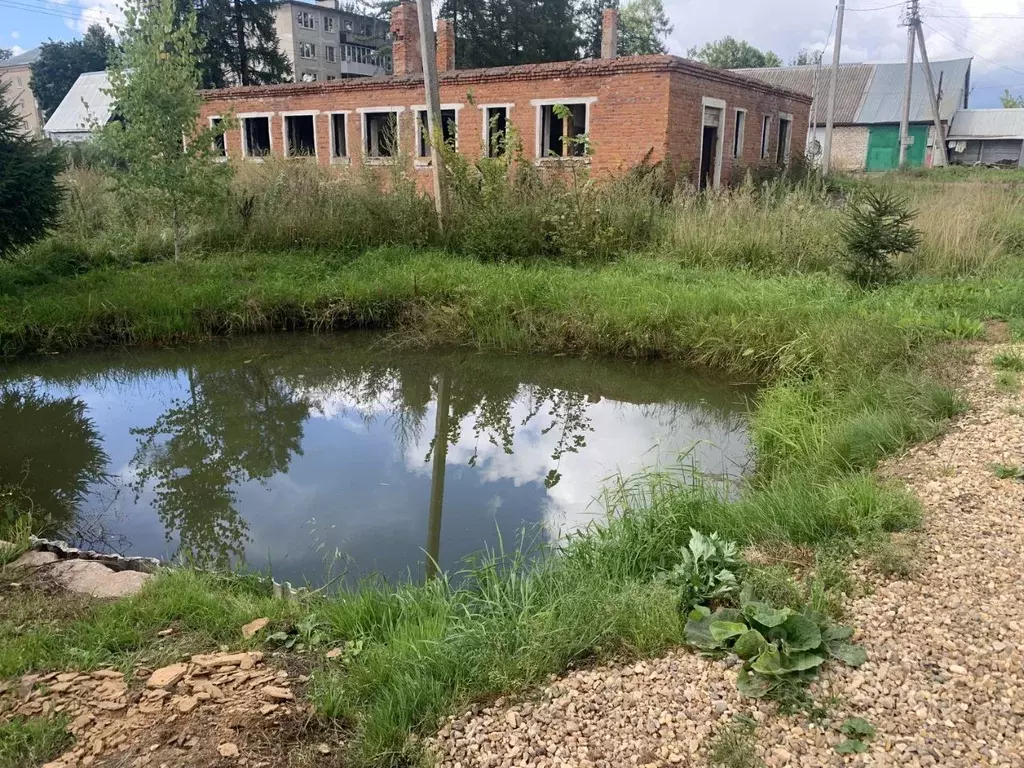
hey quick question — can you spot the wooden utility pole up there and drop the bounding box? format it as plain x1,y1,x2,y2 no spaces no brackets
416,0,448,227
915,21,949,166
823,0,845,174
898,0,917,168
425,370,450,581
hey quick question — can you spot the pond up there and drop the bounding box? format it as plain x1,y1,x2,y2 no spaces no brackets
0,335,754,586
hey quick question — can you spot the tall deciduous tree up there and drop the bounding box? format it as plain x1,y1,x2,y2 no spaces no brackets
0,79,64,259
29,25,116,119
618,0,672,56
0,49,11,62
687,36,782,69
99,0,231,260
178,0,290,88
791,48,823,66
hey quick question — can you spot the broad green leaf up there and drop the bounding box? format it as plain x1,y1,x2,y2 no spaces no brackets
733,629,766,660
743,602,792,628
710,621,748,642
835,739,868,754
780,614,822,652
683,612,720,650
822,624,854,642
780,651,825,672
840,717,876,738
736,667,776,698
750,644,785,675
825,639,867,667
712,607,745,624
688,605,711,620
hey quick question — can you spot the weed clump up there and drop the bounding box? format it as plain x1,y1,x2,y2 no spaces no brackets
840,188,922,288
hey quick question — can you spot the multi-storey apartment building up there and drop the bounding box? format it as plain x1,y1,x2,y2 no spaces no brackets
274,0,392,83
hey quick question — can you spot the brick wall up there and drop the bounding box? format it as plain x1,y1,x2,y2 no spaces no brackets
199,56,811,188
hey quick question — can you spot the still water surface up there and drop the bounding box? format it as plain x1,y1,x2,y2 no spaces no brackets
0,335,753,585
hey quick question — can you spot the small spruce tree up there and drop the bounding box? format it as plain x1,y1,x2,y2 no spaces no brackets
0,79,64,259
840,188,922,288
99,0,230,260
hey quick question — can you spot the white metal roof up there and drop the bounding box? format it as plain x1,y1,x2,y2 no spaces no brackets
43,70,114,136
948,109,1024,140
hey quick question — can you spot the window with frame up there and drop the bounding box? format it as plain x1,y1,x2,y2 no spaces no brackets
299,42,316,59
210,117,226,157
324,16,334,32
331,113,348,158
243,116,271,157
484,106,508,158
284,114,316,157
325,45,336,62
416,109,457,157
776,116,792,165
364,111,398,158
297,10,315,29
733,109,746,159
539,102,588,158
760,115,771,159
345,19,353,31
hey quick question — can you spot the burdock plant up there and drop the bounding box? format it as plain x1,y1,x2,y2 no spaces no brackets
840,188,922,288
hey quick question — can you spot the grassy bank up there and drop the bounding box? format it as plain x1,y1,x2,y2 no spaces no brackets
2,168,1023,766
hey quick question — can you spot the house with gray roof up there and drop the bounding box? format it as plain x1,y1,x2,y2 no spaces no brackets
946,109,1024,167
43,70,115,142
0,47,44,135
733,58,972,171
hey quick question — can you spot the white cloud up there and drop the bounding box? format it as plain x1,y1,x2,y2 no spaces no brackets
10,31,20,39
10,45,24,56
65,0,125,35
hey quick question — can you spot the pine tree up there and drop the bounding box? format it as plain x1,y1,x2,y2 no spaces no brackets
179,0,290,88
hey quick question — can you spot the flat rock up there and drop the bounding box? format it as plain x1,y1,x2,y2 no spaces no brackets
261,685,294,701
146,663,187,690
218,742,239,758
241,617,269,638
51,560,152,599
11,550,59,568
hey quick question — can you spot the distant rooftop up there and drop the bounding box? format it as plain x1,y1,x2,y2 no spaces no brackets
733,58,972,125
44,70,114,136
0,47,42,69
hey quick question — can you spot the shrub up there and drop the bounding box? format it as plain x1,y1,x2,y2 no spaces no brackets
0,80,64,259
840,188,922,288
661,529,744,612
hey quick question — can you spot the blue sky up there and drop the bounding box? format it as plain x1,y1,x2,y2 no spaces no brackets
2,0,1022,107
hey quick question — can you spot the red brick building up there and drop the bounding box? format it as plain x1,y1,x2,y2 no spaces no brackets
199,5,810,189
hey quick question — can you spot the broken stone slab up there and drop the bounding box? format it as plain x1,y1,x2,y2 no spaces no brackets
51,560,152,599
146,664,188,690
29,536,161,573
261,685,294,701
241,617,269,639
10,550,59,569
191,651,262,669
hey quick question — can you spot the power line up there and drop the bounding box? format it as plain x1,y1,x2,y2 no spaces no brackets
845,2,905,11
928,14,1024,20
921,20,1024,77
925,16,1024,60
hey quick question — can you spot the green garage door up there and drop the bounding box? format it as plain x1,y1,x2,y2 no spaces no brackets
866,125,928,171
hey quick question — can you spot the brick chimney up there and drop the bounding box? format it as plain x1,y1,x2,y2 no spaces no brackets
600,7,619,59
436,18,456,72
390,1,422,76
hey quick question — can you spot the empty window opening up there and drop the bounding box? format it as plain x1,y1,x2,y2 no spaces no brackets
297,10,315,28
777,116,792,165
416,109,457,157
243,116,271,157
325,45,336,62
733,110,746,159
540,103,587,158
324,16,334,32
699,105,723,191
285,114,316,157
331,113,347,158
760,115,771,159
364,111,398,158
211,117,226,157
485,106,508,158
299,42,316,59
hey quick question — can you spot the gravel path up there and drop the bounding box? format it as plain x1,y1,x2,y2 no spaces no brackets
432,345,1024,767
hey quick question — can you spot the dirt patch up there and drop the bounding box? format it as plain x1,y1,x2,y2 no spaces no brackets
3,652,342,768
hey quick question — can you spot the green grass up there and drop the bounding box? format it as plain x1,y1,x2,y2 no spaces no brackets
0,715,72,768
990,462,1024,480
995,370,1021,393
993,351,1024,372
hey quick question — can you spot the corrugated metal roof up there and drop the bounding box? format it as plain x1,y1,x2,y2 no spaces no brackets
0,47,41,68
731,63,874,124
948,108,1024,139
857,58,971,124
44,71,114,135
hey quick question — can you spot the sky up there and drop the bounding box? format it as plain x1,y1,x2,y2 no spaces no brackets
1,0,1023,107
